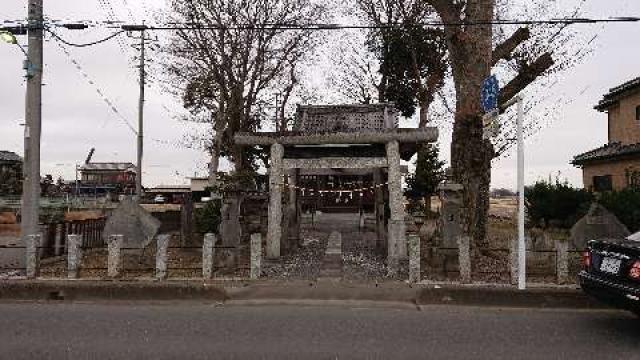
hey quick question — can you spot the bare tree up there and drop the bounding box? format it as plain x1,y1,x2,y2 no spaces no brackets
162,0,326,183
355,0,448,127
327,30,381,105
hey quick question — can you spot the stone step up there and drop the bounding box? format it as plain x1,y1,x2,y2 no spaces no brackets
318,231,343,279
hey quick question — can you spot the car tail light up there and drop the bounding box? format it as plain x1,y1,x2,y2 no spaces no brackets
582,250,592,270
629,261,640,280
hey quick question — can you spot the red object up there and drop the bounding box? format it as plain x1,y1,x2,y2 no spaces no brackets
629,260,640,280
582,250,592,270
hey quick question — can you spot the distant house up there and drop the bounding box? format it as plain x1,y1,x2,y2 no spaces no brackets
0,151,22,195
78,162,136,195
573,77,640,191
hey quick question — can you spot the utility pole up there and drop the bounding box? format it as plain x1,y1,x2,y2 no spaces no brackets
21,0,44,239
135,28,146,202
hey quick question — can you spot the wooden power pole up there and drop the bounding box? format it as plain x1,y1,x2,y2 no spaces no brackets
135,29,146,201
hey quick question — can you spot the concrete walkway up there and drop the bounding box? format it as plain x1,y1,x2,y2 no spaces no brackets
318,231,343,280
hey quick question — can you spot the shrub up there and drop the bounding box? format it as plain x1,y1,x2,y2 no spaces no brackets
405,144,445,218
194,199,222,234
405,144,446,200
599,188,640,233
525,178,593,229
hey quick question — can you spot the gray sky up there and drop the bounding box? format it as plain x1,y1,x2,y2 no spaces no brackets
1,0,639,188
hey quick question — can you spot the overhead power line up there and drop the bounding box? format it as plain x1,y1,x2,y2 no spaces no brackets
45,28,125,48
51,36,138,135
131,17,640,31
3,16,640,33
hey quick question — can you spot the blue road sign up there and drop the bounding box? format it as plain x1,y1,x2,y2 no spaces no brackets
481,75,500,113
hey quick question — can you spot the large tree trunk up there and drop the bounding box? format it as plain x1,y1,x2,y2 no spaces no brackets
450,111,494,249
438,1,495,250
418,101,429,128
417,97,433,217
209,128,224,196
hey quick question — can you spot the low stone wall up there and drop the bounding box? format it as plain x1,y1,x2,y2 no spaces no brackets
418,221,582,284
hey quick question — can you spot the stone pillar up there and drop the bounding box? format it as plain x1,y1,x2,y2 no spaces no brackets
155,234,170,280
556,239,569,284
283,169,299,253
386,140,406,269
373,169,386,251
458,235,471,283
408,234,421,283
291,169,301,246
250,233,262,280
267,143,284,259
107,234,123,278
67,234,83,279
25,234,41,279
54,226,63,256
203,233,216,279
437,180,464,250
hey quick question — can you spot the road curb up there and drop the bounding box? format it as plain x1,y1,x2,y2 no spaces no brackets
415,286,605,309
0,280,607,309
0,280,228,302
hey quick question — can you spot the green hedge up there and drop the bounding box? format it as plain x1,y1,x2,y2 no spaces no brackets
525,178,640,232
524,179,593,229
599,188,640,233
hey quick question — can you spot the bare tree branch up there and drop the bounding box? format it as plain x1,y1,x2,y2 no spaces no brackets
498,52,555,108
491,27,530,66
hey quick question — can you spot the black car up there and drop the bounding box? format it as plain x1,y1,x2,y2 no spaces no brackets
579,238,640,316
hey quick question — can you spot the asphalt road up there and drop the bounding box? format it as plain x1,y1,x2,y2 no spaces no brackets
0,302,637,359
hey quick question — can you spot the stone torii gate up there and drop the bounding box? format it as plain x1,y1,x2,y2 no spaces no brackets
235,104,438,271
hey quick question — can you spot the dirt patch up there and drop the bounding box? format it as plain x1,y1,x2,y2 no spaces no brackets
0,212,17,224
0,224,20,236
64,211,104,221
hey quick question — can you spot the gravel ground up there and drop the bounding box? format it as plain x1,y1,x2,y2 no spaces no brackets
263,213,406,282
262,229,328,280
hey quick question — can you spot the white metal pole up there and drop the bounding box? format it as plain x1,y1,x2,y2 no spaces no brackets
517,95,526,290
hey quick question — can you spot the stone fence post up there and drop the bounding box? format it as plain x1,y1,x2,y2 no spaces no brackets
408,234,421,284
106,235,124,278
155,234,171,280
250,233,262,280
25,234,41,279
457,235,471,284
67,234,83,279
555,239,569,285
266,143,284,259
203,233,216,279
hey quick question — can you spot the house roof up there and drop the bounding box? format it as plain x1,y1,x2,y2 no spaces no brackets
572,142,640,166
0,151,22,163
594,77,640,111
79,162,136,172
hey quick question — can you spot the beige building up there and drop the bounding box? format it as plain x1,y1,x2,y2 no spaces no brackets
573,77,640,191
